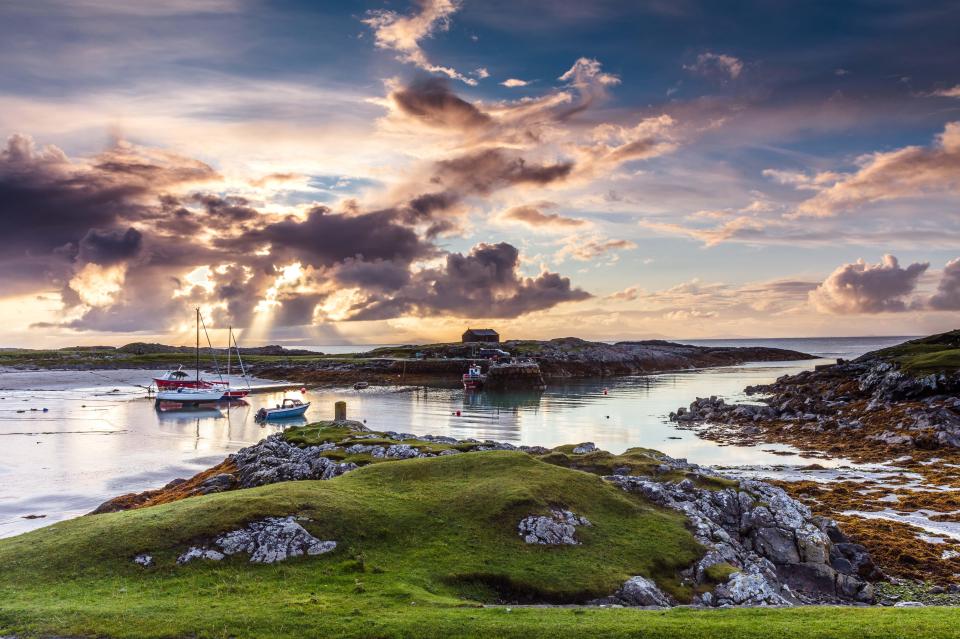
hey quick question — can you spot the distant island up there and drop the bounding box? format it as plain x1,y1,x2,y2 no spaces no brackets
0,337,815,388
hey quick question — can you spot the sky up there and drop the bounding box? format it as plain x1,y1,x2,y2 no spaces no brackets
1,0,959,348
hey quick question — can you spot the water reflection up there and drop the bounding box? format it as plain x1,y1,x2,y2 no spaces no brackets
1,360,840,538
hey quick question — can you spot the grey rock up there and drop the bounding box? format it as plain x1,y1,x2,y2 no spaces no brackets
613,576,672,607
215,516,336,563
518,509,591,545
177,547,225,565
713,568,790,606
133,553,153,567
606,456,876,606
197,473,237,495
232,434,359,487
572,442,597,454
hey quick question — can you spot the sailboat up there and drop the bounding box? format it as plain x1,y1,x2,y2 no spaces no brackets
155,309,225,404
220,326,251,399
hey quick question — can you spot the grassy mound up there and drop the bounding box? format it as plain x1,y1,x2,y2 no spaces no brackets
870,330,960,374
0,451,704,637
2,447,959,637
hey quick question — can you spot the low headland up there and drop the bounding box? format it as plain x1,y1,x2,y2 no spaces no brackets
0,337,815,388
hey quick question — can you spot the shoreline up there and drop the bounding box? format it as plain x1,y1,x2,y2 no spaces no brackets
665,331,960,589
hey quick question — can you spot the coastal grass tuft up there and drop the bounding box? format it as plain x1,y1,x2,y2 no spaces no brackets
870,330,960,375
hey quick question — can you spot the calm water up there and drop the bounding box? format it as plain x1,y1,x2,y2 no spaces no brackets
0,336,913,538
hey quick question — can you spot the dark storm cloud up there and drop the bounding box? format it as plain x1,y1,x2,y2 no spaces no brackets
332,258,411,291
431,148,573,194
76,227,143,265
390,77,492,131
190,193,259,222
224,205,434,268
348,242,591,320
0,134,218,261
5,132,592,332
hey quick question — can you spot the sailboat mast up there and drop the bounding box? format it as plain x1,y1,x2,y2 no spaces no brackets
195,307,200,384
227,326,232,377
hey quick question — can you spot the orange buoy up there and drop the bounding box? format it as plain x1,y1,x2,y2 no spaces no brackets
300,387,307,393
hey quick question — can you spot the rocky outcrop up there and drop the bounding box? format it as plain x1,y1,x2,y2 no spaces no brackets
607,461,878,606
518,509,591,545
669,360,960,452
233,435,360,487
173,517,336,565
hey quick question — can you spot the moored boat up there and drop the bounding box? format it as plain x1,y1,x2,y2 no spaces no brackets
255,398,310,421
153,366,219,390
353,381,370,390
155,386,225,403
462,364,485,390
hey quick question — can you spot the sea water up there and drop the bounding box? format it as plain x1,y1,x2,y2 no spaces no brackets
0,336,913,538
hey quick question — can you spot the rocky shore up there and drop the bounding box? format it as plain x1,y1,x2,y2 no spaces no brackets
667,331,960,592
94,418,884,608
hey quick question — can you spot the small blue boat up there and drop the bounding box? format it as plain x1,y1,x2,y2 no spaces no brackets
255,398,310,421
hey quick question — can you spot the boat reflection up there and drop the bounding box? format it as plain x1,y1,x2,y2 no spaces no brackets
462,389,544,411
154,403,225,420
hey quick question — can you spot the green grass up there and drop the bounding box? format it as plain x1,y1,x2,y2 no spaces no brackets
0,451,705,637
869,330,960,375
1,447,958,638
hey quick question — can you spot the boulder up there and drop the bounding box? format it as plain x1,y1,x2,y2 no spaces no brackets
518,509,591,545
174,517,336,565
612,576,672,607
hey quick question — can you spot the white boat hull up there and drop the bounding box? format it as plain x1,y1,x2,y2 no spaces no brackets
155,388,225,403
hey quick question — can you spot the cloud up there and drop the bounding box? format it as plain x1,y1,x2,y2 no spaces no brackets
501,78,530,88
792,121,960,217
574,115,676,173
222,205,434,269
557,237,636,261
388,77,493,132
429,147,574,195
684,52,743,80
0,132,218,293
928,85,960,98
929,258,960,310
2,131,595,332
363,0,478,85
77,227,143,265
558,57,621,87
348,242,591,319
607,285,641,301
809,254,929,314
499,203,586,229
